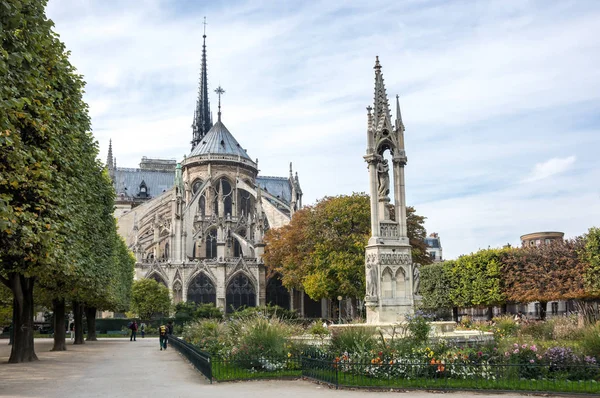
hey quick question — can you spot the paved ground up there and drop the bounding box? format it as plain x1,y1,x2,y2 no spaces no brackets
0,338,567,398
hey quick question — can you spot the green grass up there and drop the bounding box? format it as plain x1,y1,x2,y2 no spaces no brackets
212,360,302,382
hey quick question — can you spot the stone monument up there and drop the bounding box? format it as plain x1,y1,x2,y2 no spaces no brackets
364,56,418,324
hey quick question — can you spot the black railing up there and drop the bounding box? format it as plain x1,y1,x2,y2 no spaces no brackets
167,336,212,383
301,358,600,394
169,339,600,394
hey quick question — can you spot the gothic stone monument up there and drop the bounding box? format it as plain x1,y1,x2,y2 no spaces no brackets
364,57,419,324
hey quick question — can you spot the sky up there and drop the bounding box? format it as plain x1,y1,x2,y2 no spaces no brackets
46,0,600,259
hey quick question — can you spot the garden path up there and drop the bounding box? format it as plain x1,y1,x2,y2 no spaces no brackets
0,338,565,398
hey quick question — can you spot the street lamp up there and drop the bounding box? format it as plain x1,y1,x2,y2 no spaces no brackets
337,296,343,324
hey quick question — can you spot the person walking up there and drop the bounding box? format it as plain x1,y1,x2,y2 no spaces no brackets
129,320,138,341
140,322,146,338
69,321,75,341
159,324,168,351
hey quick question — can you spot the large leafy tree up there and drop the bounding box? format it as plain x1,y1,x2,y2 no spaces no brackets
447,248,508,319
581,227,600,296
419,262,454,313
502,238,587,320
264,193,431,306
131,279,171,321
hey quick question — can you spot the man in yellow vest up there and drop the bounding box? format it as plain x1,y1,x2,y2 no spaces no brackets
159,324,167,351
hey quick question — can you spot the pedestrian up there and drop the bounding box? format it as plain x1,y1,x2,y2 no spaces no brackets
140,322,146,338
159,324,168,351
69,321,75,341
167,321,173,336
129,320,138,341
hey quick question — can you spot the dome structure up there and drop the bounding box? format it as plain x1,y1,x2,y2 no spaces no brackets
189,119,252,161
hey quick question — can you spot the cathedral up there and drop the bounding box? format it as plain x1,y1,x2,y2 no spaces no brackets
107,31,315,314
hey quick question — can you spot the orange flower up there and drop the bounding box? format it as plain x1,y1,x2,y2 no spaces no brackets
430,359,436,365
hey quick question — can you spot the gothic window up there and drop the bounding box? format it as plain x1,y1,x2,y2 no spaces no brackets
395,268,406,297
238,189,252,217
266,276,290,309
205,228,217,259
139,180,148,198
187,273,216,305
213,178,233,216
382,268,393,298
149,273,167,287
226,273,256,313
198,195,206,217
192,179,203,194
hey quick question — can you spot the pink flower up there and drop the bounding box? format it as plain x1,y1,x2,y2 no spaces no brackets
537,354,542,360
529,359,535,363
477,351,483,357
530,345,537,352
521,344,527,349
505,352,510,357
513,349,520,354
513,343,519,348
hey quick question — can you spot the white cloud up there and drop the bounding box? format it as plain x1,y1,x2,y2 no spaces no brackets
45,0,600,258
523,156,576,183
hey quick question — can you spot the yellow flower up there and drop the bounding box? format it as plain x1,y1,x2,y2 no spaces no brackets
287,352,292,358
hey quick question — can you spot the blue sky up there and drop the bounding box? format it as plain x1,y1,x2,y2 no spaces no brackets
46,0,600,259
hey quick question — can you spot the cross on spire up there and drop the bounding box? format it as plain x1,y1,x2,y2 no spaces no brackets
215,85,225,121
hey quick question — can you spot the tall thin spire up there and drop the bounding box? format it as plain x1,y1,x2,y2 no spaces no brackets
373,56,392,128
191,17,213,149
106,139,114,170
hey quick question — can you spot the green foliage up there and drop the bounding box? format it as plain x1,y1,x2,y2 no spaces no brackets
581,227,600,296
130,279,171,320
228,304,298,321
0,284,12,327
405,311,432,345
308,322,330,339
173,301,223,323
447,248,508,308
492,315,520,339
265,193,431,301
182,319,230,356
519,321,554,340
330,326,376,355
419,263,453,310
580,322,600,360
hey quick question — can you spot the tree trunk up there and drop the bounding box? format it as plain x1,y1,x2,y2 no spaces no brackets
51,298,66,351
85,306,97,341
452,307,459,322
72,301,85,345
486,306,494,321
539,301,547,321
8,273,38,363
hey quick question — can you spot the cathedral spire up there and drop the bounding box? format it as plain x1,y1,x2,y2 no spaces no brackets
191,17,213,150
373,56,392,128
107,139,113,169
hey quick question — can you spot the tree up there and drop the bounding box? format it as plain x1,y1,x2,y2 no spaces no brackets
503,239,586,320
0,0,98,362
419,262,455,319
131,279,171,321
447,248,508,320
264,193,431,308
581,227,600,296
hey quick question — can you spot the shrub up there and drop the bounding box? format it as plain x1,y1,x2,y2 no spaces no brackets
229,304,298,321
182,319,230,356
196,303,223,320
330,326,376,355
492,315,519,339
544,346,600,380
459,315,473,329
405,311,433,345
549,315,582,340
308,322,330,340
519,321,553,340
580,322,600,360
503,343,544,379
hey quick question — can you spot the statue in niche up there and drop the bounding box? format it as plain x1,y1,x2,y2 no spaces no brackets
413,265,420,295
366,264,378,298
377,159,390,197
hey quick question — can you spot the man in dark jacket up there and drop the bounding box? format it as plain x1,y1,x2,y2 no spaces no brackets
129,321,138,341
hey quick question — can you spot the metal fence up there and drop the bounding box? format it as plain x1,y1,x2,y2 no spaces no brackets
301,357,600,394
167,338,600,394
167,336,212,382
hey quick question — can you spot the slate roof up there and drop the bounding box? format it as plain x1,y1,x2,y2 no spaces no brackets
114,167,175,199
256,176,292,204
189,120,252,161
